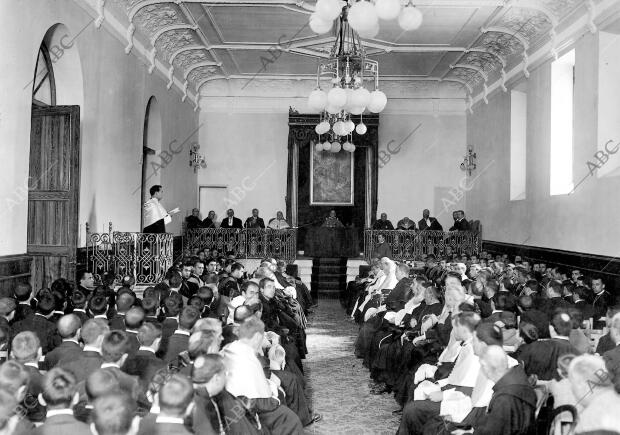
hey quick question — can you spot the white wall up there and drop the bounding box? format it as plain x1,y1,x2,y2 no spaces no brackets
198,82,466,227
0,0,199,255
466,31,620,256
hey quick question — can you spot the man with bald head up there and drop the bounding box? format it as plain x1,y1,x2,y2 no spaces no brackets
44,314,82,369
462,346,536,435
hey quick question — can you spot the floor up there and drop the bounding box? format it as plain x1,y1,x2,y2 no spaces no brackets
303,299,400,435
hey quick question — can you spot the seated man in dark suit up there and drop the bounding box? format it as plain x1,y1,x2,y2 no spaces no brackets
100,331,146,411
44,314,82,370
542,280,573,320
11,331,46,422
517,312,581,381
12,291,59,354
109,293,135,332
417,209,443,231
137,374,194,435
201,210,216,229
122,322,165,392
184,208,203,230
62,318,109,383
220,208,243,229
372,212,394,230
245,208,266,229
35,367,91,435
123,307,145,356
74,368,122,424
163,306,200,364
70,291,90,325
13,282,35,324
91,392,139,435
449,210,471,231
158,296,181,357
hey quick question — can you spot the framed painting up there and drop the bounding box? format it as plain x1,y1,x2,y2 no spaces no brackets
310,144,354,205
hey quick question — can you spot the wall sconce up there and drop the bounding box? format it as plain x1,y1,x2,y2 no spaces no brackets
460,145,477,176
189,144,207,172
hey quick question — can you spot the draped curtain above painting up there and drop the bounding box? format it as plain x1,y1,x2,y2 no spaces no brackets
286,109,378,252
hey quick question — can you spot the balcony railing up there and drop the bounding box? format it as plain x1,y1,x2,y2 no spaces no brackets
364,229,482,262
183,228,297,261
86,224,173,285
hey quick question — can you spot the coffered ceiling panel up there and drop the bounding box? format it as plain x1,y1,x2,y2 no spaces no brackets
106,0,600,99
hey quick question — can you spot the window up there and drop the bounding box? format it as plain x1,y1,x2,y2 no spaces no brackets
510,90,527,200
32,43,56,106
550,49,575,195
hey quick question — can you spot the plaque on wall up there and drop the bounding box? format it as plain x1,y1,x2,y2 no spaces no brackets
310,144,354,206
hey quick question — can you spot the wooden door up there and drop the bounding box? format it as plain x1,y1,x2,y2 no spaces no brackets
28,106,80,291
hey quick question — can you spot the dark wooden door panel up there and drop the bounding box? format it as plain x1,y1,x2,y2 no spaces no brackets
28,105,80,290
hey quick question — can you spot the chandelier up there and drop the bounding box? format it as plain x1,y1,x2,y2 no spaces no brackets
307,1,422,153
309,0,423,38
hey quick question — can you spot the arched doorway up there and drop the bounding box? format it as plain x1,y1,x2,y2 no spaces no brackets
140,96,163,228
28,24,82,291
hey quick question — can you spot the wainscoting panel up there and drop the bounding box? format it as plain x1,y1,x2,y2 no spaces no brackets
483,240,620,294
0,255,33,298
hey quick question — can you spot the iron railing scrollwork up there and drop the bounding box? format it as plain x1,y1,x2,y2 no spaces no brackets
183,228,297,261
364,229,482,262
86,223,173,285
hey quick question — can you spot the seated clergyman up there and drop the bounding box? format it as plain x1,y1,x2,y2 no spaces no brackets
397,216,416,230
373,213,394,230
245,208,265,229
268,211,290,229
322,210,344,228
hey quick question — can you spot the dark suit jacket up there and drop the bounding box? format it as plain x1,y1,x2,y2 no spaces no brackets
418,217,443,231
12,313,59,353
158,317,179,358
122,349,166,391
13,302,34,324
449,218,471,231
108,313,126,331
185,215,203,230
244,217,265,228
125,330,140,356
24,364,46,422
62,350,103,383
44,340,82,369
593,290,613,328
34,413,91,435
164,332,190,362
220,217,242,229
372,220,394,230
202,218,215,228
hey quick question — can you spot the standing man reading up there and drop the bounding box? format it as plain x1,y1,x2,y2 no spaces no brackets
143,185,178,233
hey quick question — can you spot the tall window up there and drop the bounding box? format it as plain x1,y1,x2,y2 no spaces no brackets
32,42,56,106
550,49,575,195
510,90,527,200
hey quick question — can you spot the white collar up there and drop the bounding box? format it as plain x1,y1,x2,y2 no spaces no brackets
46,409,74,417
83,345,101,354
138,346,156,354
100,362,120,369
173,329,191,336
126,329,138,335
156,416,184,424
94,314,107,319
63,339,80,345
73,308,86,313
24,362,39,368
554,335,570,341
19,301,31,305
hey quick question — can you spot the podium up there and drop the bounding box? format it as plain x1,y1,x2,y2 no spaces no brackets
304,227,360,257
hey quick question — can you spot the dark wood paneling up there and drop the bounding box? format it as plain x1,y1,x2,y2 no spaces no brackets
0,255,33,298
483,240,620,295
28,105,80,288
